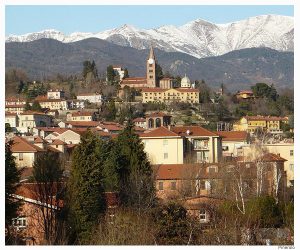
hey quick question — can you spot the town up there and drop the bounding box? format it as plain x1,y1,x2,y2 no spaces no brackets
5,46,294,245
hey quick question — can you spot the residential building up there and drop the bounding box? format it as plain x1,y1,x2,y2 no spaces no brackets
9,136,45,168
35,96,68,110
133,117,147,129
5,112,19,128
113,65,125,80
216,131,250,157
233,115,289,133
47,89,65,99
142,87,199,103
76,92,102,104
171,126,222,163
66,111,95,122
5,104,26,114
68,99,85,109
17,111,53,133
5,97,26,106
140,127,184,164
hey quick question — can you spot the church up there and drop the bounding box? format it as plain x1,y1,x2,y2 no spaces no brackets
120,46,199,103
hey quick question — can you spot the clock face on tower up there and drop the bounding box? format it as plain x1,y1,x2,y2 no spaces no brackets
148,58,154,64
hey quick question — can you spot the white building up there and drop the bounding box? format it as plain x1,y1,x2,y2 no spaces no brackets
5,112,18,128
77,93,102,104
113,66,125,80
17,111,53,133
181,74,191,88
47,89,65,99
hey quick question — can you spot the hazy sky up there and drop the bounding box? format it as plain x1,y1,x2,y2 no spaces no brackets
6,5,293,35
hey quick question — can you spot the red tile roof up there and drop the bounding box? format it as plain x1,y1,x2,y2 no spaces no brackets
237,90,253,94
141,88,199,93
154,164,200,180
5,104,25,108
34,136,48,143
216,131,248,141
70,111,94,117
20,111,49,116
5,97,26,102
10,136,45,153
5,112,17,116
66,121,100,127
140,126,180,138
133,117,146,122
176,88,199,93
171,126,218,137
260,153,287,162
244,115,288,121
47,146,63,153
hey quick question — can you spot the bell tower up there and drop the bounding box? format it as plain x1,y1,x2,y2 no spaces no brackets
146,46,156,87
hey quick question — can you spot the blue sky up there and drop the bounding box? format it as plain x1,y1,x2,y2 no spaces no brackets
5,5,293,35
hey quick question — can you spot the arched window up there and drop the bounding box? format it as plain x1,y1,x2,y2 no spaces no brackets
155,118,161,128
148,118,154,128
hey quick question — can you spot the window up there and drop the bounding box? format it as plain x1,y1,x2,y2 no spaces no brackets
19,153,23,161
171,181,176,190
56,145,58,148
290,150,294,156
12,217,27,230
289,164,294,171
222,146,229,151
159,182,164,190
164,153,168,159
199,209,207,223
208,166,217,173
200,180,206,190
149,70,153,73
163,140,168,146
205,181,211,191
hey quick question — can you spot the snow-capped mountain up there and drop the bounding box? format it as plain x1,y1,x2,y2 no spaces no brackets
6,14,293,58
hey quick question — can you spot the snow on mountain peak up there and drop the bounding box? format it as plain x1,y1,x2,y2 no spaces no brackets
5,14,293,58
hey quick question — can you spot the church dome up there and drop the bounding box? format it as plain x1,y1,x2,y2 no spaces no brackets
181,74,191,88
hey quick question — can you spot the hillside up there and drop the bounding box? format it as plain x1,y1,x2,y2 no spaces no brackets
5,38,294,91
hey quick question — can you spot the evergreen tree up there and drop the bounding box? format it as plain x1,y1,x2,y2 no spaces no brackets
155,63,163,81
67,131,107,243
31,100,42,112
123,68,129,78
112,121,155,212
106,65,116,83
24,102,31,111
5,141,21,243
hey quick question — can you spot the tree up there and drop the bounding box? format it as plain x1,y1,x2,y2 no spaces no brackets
31,100,42,112
16,81,25,94
155,63,163,81
32,152,65,244
106,121,156,212
123,68,129,79
67,131,107,243
5,141,22,244
106,65,116,83
5,123,13,133
24,102,31,111
152,202,191,245
82,60,98,83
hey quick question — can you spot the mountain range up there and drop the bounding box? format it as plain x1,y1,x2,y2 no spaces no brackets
5,38,293,91
6,15,294,59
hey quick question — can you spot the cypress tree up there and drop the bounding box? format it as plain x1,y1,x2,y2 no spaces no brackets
5,141,21,243
113,121,156,211
67,131,107,243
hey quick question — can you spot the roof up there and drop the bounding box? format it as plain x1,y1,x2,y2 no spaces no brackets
5,112,17,117
77,93,101,97
20,111,49,116
237,90,253,94
121,77,147,85
47,145,63,153
34,136,48,144
146,112,171,118
50,139,66,145
35,127,69,134
65,121,100,127
5,97,26,102
216,131,248,141
244,115,288,122
154,164,200,180
141,87,199,93
171,126,218,137
260,153,287,162
70,111,94,117
10,136,45,153
140,126,180,138
5,104,25,108
133,117,146,122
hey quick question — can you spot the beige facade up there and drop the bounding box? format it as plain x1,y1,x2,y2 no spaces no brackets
47,89,65,99
5,104,25,114
159,78,175,89
142,137,184,164
142,88,199,103
39,99,68,110
13,152,38,169
77,93,102,103
5,113,18,128
233,116,288,133
66,112,94,122
17,112,52,133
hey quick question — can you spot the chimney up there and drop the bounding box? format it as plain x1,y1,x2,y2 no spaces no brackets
168,125,171,131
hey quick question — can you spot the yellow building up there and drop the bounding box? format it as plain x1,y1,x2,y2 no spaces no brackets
35,95,68,110
140,126,184,165
142,87,199,103
66,111,95,122
233,115,289,133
